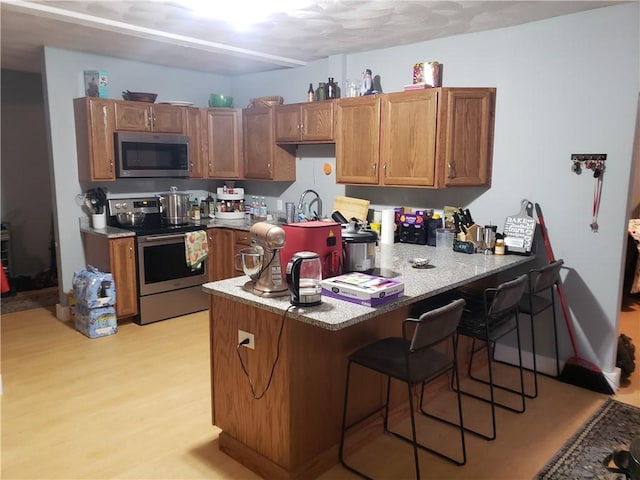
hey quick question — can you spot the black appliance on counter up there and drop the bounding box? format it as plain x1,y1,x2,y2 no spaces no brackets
107,197,208,325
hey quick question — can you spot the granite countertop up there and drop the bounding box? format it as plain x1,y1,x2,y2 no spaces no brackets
203,243,536,331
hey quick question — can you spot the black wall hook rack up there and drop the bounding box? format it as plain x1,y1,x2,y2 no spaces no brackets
570,153,606,177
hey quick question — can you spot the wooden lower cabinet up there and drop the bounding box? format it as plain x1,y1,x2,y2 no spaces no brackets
82,234,138,319
232,230,251,277
207,228,234,281
206,228,253,281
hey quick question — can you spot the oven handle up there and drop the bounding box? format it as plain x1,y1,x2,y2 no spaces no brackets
139,233,188,242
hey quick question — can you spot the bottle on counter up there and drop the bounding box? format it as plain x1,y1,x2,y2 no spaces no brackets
200,199,208,218
191,199,201,220
206,191,215,217
307,83,314,102
260,197,268,219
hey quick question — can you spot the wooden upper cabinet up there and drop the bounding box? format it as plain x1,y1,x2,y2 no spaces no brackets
243,107,296,181
205,108,244,179
335,95,381,184
336,88,495,188
186,107,205,178
437,88,495,187
380,90,438,186
114,101,185,133
74,97,117,181
275,101,334,143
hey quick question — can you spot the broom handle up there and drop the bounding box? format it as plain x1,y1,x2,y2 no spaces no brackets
534,203,581,358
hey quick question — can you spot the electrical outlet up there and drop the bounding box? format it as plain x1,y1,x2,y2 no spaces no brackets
238,329,255,349
276,199,284,211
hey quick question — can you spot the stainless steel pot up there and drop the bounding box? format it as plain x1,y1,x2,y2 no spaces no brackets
342,221,378,273
156,186,190,225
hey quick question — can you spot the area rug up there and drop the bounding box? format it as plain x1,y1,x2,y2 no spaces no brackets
1,287,59,314
537,398,640,479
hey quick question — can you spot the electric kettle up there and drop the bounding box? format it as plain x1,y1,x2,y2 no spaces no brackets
286,251,322,306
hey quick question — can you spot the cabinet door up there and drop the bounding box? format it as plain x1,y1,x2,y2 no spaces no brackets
302,101,334,142
233,230,251,277
207,229,234,281
109,237,138,318
381,90,438,186
186,107,205,178
438,88,495,187
151,104,185,133
114,102,185,133
114,102,152,131
243,107,274,179
274,104,302,142
335,96,381,184
206,109,243,178
74,97,116,181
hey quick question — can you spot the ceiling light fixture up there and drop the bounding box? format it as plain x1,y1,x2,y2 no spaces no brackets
179,0,315,31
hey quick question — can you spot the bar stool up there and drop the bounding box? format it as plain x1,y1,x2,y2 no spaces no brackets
454,274,528,441
518,259,564,398
339,298,467,480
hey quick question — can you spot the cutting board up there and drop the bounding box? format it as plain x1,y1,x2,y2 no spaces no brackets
332,196,370,222
503,199,536,253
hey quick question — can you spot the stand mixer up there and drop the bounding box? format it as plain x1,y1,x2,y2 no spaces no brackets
239,222,289,298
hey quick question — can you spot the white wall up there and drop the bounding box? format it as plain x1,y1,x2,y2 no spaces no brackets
41,4,638,375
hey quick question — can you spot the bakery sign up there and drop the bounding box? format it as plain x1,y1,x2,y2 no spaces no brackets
503,199,536,254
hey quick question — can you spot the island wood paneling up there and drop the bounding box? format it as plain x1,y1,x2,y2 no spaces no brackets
210,295,412,479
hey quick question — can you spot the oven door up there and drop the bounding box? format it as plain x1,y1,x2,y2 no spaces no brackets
137,232,207,296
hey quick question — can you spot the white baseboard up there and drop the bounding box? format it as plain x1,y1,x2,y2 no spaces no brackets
494,343,560,376
56,304,70,322
494,343,622,392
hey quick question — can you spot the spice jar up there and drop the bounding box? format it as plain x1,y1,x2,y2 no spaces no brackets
494,239,506,255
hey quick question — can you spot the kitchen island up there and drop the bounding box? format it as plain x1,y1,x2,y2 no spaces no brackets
203,243,537,479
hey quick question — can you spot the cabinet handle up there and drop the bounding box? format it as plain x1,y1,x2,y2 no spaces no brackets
448,162,456,178
383,163,387,176
144,110,150,129
372,163,377,173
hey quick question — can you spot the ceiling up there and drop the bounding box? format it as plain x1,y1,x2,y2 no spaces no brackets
0,1,625,76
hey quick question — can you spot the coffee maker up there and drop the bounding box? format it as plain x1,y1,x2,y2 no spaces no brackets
239,222,289,298
285,252,322,307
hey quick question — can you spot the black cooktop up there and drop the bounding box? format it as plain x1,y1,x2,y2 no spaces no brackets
109,213,205,236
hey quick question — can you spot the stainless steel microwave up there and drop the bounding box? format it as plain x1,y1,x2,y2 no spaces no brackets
115,132,190,178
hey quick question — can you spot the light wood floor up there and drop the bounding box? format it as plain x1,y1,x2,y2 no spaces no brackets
1,301,638,480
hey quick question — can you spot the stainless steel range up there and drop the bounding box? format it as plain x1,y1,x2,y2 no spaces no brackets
107,197,208,325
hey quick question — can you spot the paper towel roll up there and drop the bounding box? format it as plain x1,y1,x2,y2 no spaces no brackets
381,209,395,245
